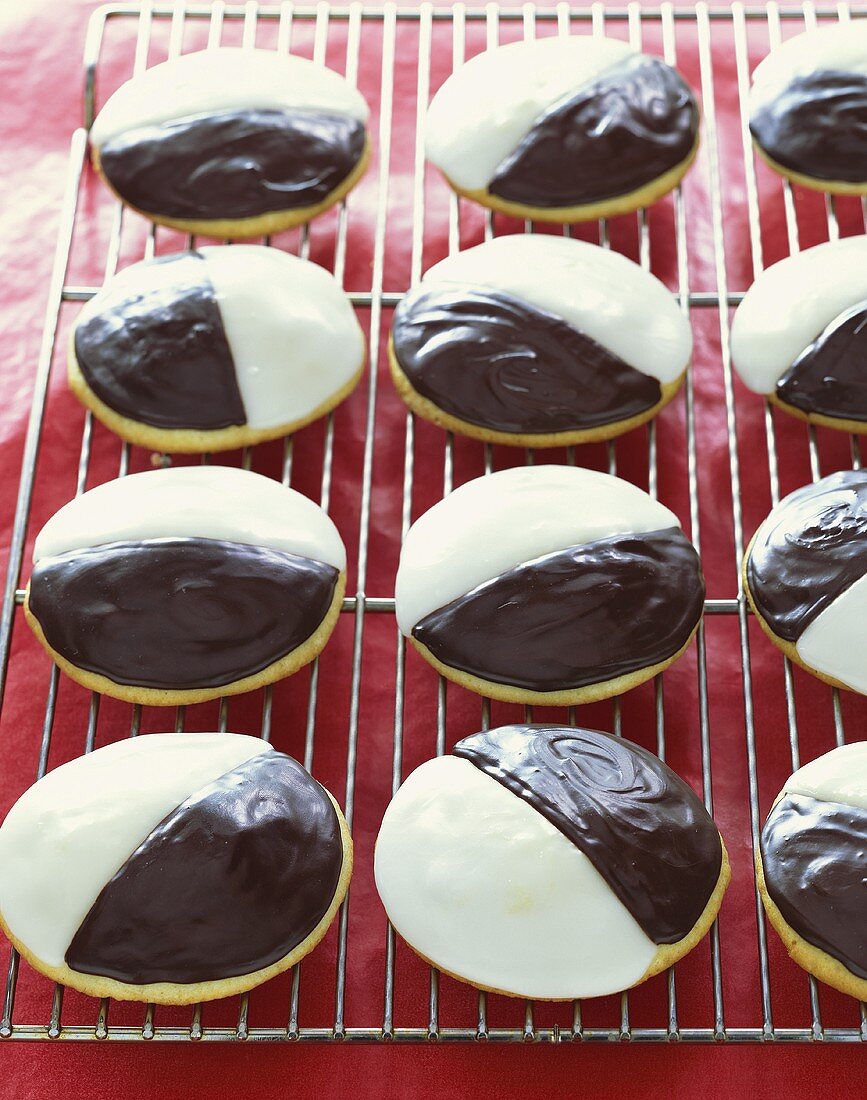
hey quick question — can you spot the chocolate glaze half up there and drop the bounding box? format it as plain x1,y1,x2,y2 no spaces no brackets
74,252,246,430
28,537,339,689
761,792,867,980
750,71,867,183
455,725,722,944
411,528,704,692
745,469,867,643
391,286,663,433
489,54,698,208
776,300,867,422
98,108,366,220
66,751,344,984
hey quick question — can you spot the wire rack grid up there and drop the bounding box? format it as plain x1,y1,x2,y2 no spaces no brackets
0,0,866,1044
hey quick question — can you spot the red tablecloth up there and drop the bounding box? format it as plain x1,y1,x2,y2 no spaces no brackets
1,0,866,1094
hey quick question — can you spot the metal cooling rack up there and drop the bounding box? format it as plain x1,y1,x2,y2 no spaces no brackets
0,0,865,1043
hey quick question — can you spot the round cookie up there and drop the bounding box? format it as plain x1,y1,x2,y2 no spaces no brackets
389,235,691,447
757,742,867,1000
24,466,346,706
69,247,365,453
425,36,699,223
375,724,729,1000
749,22,867,194
89,48,371,237
743,469,867,694
731,236,867,432
0,733,352,1004
394,466,705,705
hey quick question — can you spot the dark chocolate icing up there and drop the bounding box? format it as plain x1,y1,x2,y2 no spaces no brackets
750,71,867,183
28,537,339,689
775,300,867,422
454,725,722,944
745,469,867,643
412,528,704,691
66,750,344,984
761,792,867,980
391,286,663,433
74,252,246,430
98,108,366,220
489,54,698,208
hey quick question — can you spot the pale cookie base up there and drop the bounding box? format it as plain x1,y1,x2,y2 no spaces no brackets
767,391,867,437
741,541,857,694
439,138,700,224
0,791,353,1005
23,571,345,706
756,841,867,1001
68,331,365,454
388,338,686,447
408,620,700,707
91,140,370,238
752,140,867,196
388,837,729,1001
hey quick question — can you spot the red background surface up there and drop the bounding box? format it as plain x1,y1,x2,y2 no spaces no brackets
0,0,866,1094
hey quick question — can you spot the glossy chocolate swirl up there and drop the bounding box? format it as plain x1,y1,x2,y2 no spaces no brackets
391,286,663,432
66,751,344,984
412,528,704,691
489,54,698,207
775,300,867,422
28,537,339,689
98,108,366,220
750,71,867,182
746,470,867,642
455,725,722,943
74,252,246,430
761,792,867,979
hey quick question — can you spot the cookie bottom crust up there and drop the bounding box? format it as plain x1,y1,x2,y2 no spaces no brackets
767,391,867,437
0,792,353,1005
91,140,371,238
752,140,867,196
23,571,346,706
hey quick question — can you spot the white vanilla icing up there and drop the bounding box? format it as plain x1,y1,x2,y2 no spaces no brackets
426,36,634,192
395,465,679,633
374,755,657,1000
784,741,867,811
90,48,369,148
33,466,346,571
750,22,867,115
796,571,867,696
0,734,271,968
731,236,867,395
422,236,691,384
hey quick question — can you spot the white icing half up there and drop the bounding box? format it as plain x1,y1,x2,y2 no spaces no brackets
395,465,679,633
750,22,867,115
426,36,634,192
0,734,271,968
423,236,691,384
374,755,657,999
731,236,867,394
200,246,364,430
33,466,346,571
796,571,867,695
784,742,867,811
91,48,369,148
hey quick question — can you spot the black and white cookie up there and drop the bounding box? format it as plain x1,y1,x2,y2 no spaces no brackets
749,22,867,192
394,466,705,704
70,247,365,453
90,48,370,236
375,725,728,1000
389,235,691,446
744,469,867,694
426,36,699,222
0,734,352,1003
731,237,867,432
24,466,346,705
758,742,867,1000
